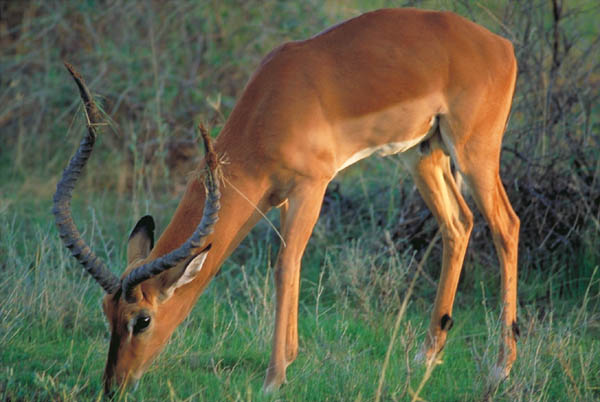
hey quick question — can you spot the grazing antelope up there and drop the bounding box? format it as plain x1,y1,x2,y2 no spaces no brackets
54,8,520,394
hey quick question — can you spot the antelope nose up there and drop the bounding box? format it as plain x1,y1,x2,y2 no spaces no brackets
103,371,119,398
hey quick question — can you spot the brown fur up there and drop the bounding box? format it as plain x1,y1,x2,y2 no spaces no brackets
100,8,519,392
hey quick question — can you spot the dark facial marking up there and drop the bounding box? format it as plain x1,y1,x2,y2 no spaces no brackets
441,314,454,331
112,287,123,302
104,323,121,395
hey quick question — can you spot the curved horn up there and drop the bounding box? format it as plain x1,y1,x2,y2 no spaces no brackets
53,62,121,294
121,124,221,302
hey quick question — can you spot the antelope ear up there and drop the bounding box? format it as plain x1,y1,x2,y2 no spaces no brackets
127,215,155,264
158,244,211,300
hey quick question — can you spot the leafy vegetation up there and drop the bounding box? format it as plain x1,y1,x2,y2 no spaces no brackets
1,0,598,400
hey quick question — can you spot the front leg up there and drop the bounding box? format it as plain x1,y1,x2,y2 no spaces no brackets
263,181,328,392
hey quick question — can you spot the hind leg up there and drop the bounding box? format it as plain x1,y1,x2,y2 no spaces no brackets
464,168,520,379
403,136,474,364
440,113,520,380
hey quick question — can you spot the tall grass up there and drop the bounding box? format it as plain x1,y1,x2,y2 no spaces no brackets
1,0,599,400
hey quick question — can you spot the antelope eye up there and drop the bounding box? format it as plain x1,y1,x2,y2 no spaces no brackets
133,314,151,334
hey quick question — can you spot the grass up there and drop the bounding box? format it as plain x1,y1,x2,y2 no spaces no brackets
2,0,599,400
1,188,599,400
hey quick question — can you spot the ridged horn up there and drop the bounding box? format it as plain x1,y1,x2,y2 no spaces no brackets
121,124,221,302
53,62,121,294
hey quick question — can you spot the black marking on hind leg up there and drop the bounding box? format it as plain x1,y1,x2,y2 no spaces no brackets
512,321,520,341
441,314,454,331
419,138,431,155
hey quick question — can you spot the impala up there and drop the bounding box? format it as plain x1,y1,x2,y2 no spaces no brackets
54,8,520,394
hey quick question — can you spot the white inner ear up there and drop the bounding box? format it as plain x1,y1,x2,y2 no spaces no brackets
172,251,209,290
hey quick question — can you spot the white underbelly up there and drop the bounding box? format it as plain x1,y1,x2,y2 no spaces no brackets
336,116,436,174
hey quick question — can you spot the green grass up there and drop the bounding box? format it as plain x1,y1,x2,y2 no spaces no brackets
1,193,599,401
2,0,599,400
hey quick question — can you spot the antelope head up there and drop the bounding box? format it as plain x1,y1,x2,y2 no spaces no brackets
53,63,220,394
